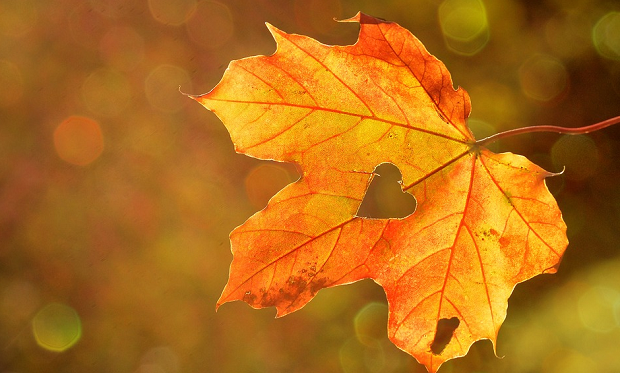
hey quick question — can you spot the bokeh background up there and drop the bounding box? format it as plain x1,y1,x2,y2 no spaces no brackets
1,0,620,372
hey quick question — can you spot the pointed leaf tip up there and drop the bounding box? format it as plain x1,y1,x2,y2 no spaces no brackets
337,11,391,25
265,22,286,39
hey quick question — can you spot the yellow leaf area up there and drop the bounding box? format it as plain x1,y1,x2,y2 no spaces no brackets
194,13,567,373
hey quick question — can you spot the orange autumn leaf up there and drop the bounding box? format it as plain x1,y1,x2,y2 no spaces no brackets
193,13,568,372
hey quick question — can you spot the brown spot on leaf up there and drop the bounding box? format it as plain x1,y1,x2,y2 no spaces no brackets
253,275,329,310
243,291,257,305
430,317,459,355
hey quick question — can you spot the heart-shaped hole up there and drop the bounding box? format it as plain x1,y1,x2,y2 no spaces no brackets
356,163,416,219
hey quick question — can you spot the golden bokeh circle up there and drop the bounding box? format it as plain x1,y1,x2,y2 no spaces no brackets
592,12,620,61
148,0,197,26
32,303,82,352
53,116,104,166
519,54,568,102
186,1,234,50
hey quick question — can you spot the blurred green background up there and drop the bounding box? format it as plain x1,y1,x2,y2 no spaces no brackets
1,0,620,372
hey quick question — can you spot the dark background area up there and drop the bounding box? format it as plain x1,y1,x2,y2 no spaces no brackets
1,0,620,372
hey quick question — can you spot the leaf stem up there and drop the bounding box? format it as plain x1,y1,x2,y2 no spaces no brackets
476,115,620,146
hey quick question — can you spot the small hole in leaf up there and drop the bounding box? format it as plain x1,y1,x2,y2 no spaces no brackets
356,163,416,219
430,317,460,355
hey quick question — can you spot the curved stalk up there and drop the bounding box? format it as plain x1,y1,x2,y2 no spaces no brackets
476,115,620,146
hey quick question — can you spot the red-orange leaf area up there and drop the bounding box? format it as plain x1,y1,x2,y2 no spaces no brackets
193,13,568,372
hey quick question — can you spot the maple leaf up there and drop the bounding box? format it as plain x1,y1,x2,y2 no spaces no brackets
192,13,568,372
